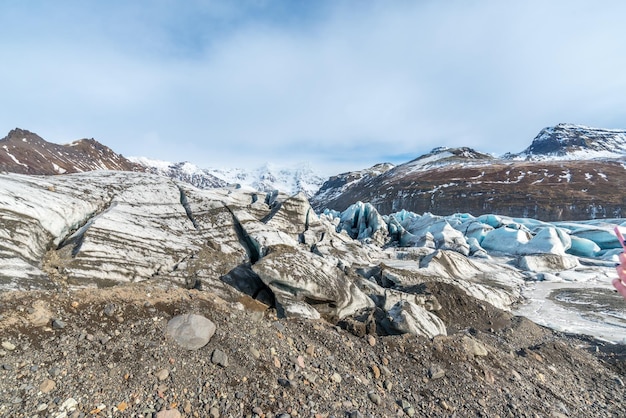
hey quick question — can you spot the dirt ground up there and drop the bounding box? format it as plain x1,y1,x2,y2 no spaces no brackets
0,281,625,418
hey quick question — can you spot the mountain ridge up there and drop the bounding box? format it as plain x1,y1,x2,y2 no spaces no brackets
0,128,143,174
311,124,626,221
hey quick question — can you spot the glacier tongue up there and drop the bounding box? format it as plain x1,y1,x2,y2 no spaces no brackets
1,171,625,342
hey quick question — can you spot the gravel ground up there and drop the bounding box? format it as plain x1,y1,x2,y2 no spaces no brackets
0,281,625,418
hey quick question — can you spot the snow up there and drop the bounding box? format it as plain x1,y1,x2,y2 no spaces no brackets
130,157,325,197
2,146,28,167
52,163,67,174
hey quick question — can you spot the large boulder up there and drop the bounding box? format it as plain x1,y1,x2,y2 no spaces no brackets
385,300,447,338
252,246,374,320
166,314,216,350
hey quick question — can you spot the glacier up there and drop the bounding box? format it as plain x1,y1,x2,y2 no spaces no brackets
1,171,625,343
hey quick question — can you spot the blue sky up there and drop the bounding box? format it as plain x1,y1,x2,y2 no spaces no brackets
1,0,625,175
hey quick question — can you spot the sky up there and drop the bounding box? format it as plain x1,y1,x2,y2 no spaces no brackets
1,0,626,175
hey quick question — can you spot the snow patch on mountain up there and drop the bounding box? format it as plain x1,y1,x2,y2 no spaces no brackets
130,157,325,197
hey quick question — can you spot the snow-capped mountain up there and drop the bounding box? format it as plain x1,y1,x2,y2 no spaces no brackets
130,157,326,198
0,128,143,174
508,123,626,160
312,125,626,221
0,128,326,197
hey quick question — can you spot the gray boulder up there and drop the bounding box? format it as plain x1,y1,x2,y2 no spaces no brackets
386,300,447,338
166,314,216,350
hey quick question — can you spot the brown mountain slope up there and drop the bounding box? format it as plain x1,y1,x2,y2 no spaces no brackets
0,128,143,175
314,159,626,221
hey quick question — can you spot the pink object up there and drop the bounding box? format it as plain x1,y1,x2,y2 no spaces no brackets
614,226,626,300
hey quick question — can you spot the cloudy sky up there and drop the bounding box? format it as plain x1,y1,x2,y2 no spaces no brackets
1,1,625,175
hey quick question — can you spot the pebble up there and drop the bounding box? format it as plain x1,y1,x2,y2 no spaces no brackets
208,407,220,417
296,355,305,368
278,378,294,388
440,400,452,411
48,366,62,377
40,379,56,393
211,349,229,367
103,303,118,317
366,335,376,346
383,380,393,391
60,397,78,412
273,356,282,368
155,409,182,418
371,364,381,380
52,319,66,329
1,341,16,351
155,368,170,381
250,347,261,359
368,392,382,405
331,372,342,383
428,366,445,380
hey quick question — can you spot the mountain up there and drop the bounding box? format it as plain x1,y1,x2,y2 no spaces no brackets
0,128,143,174
0,128,326,197
510,123,626,160
312,125,626,221
129,157,227,189
131,157,326,198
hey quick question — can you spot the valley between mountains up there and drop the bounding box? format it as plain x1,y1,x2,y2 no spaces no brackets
1,125,626,417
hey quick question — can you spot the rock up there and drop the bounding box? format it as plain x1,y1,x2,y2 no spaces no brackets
461,335,489,357
1,341,16,351
371,364,381,380
429,365,446,380
60,398,78,412
182,400,192,414
252,246,374,320
368,392,382,405
166,314,216,350
278,378,294,388
155,368,170,381
155,409,182,418
250,347,261,359
103,303,117,317
385,300,447,338
39,379,56,393
52,318,66,329
48,366,62,377
211,349,229,367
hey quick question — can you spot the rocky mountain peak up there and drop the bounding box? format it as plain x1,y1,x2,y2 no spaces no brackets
413,146,494,163
3,127,46,144
0,129,143,175
515,123,626,160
